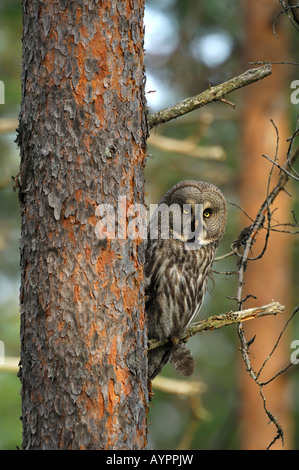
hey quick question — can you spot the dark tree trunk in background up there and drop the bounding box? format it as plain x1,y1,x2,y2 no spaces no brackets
18,0,148,450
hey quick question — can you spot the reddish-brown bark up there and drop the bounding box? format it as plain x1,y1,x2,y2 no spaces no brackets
18,0,148,449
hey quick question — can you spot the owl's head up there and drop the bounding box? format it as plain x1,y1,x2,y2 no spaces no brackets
149,180,227,248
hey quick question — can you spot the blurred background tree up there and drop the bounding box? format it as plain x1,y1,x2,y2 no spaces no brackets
0,0,22,450
0,0,298,450
239,0,295,449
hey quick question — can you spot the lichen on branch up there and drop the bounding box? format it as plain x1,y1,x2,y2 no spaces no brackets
148,64,272,129
148,301,284,351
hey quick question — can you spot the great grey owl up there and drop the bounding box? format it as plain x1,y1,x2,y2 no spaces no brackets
145,180,227,380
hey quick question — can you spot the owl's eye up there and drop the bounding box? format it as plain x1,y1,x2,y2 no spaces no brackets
203,208,212,218
183,208,190,214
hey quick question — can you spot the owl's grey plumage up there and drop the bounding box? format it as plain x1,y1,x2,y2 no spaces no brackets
145,180,227,380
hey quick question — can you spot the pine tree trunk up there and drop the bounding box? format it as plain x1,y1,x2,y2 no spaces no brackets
239,0,293,450
18,0,148,450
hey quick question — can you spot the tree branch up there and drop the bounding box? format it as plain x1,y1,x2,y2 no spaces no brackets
0,118,18,134
148,64,272,129
235,139,299,309
287,0,299,26
148,301,284,351
152,376,207,396
232,120,299,449
147,133,226,161
0,356,19,372
273,1,299,38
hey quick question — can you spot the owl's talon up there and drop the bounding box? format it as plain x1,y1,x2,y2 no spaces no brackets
148,379,154,401
170,336,180,345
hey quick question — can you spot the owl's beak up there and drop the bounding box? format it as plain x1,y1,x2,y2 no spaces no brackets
195,218,208,244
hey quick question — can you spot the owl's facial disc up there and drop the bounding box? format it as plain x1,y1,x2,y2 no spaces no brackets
183,196,226,247
153,180,227,248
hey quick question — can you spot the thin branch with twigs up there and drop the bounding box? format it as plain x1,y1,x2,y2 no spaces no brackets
148,65,272,129
232,119,299,449
273,1,299,38
148,301,285,351
147,118,298,449
287,0,299,26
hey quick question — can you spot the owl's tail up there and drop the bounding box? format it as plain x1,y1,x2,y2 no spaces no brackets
169,343,194,376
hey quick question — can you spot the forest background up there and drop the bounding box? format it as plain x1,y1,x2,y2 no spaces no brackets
0,0,298,450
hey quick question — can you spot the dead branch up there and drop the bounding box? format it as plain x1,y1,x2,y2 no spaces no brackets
235,140,299,309
152,376,210,451
0,118,18,134
0,356,19,372
233,120,299,449
249,60,299,66
152,376,207,396
256,306,299,385
148,301,285,351
287,0,299,26
273,1,299,38
148,65,272,129
147,133,226,161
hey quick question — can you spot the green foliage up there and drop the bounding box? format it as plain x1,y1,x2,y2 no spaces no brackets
0,373,22,450
0,1,22,108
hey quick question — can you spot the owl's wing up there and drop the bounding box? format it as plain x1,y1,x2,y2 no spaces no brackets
145,239,207,338
145,240,207,379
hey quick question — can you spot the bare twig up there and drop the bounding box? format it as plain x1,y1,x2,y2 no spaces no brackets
287,0,299,26
260,388,285,450
256,306,299,384
214,250,236,262
235,141,299,309
273,1,299,38
249,60,299,66
218,98,236,109
148,65,272,129
234,121,299,449
262,153,299,181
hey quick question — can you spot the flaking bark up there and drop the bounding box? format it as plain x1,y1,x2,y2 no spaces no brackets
18,0,148,450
